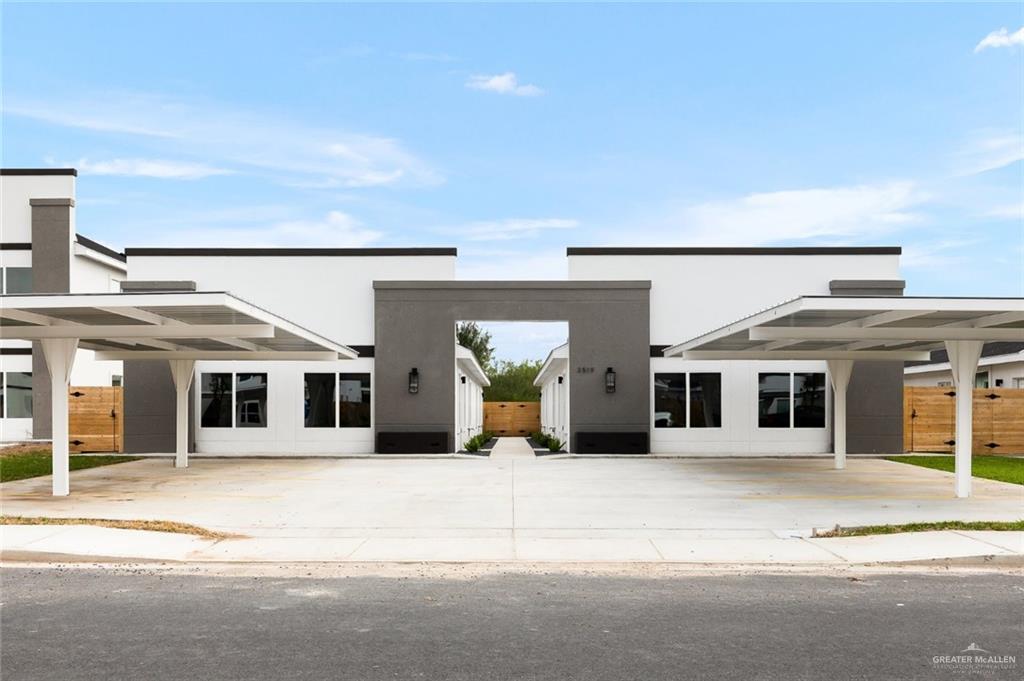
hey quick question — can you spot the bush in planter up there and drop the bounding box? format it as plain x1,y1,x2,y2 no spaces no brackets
547,438,564,453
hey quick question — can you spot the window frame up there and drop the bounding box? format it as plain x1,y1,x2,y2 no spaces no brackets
757,371,827,430
199,371,269,429
653,371,722,429
0,371,33,419
302,372,373,429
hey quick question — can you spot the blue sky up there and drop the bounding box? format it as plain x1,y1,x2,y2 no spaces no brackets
2,3,1022,340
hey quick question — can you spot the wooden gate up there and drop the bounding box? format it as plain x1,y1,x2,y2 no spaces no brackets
904,387,1024,454
483,402,541,436
68,386,124,453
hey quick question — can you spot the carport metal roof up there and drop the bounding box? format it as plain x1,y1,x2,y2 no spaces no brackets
664,296,1023,361
0,291,356,496
663,295,1024,499
0,291,356,360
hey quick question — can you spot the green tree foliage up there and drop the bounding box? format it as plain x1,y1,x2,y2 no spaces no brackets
484,359,543,402
456,322,495,372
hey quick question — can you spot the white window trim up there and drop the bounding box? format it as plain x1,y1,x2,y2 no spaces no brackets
302,372,372,430
199,371,269,430
756,371,828,431
653,371,723,430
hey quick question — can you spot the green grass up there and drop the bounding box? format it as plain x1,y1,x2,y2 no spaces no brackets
813,519,1024,538
0,451,141,483
885,455,1024,486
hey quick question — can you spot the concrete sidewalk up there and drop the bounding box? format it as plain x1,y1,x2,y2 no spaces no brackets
2,523,1021,564
2,456,1021,564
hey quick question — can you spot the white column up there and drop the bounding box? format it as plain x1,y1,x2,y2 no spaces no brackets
168,359,196,468
946,340,983,498
40,338,78,496
826,359,855,470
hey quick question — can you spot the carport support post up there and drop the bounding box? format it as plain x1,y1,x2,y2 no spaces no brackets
826,359,854,470
40,339,78,496
168,359,196,468
945,340,983,498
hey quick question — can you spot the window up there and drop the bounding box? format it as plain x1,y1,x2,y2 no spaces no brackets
236,373,268,427
201,372,269,428
338,374,371,427
111,375,123,387
1,372,33,418
200,373,234,428
304,373,335,428
1,267,32,294
974,371,990,389
937,381,953,388
793,372,826,428
1014,377,1024,389
654,372,721,428
759,372,826,429
303,373,372,428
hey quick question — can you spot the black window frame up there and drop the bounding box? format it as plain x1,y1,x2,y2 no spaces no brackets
758,371,827,430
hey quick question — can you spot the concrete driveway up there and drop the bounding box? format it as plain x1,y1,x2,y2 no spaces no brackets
2,454,1021,562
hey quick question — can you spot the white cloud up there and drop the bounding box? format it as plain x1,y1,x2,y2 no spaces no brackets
7,92,442,188
974,26,1024,52
75,157,232,180
145,210,382,248
984,202,1024,220
900,239,977,269
466,72,544,97
634,182,926,246
954,131,1024,175
446,218,578,242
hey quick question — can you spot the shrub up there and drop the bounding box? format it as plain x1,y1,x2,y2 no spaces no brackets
463,431,496,453
547,438,564,452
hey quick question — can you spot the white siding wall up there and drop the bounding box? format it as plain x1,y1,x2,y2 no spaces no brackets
538,375,569,446
0,175,76,243
650,358,831,454
193,358,375,454
129,254,456,345
570,252,896,455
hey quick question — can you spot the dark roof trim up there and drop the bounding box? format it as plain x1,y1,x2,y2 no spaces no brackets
567,246,902,256
76,234,127,262
374,280,651,290
125,247,458,257
29,198,74,207
0,243,32,251
0,348,33,355
1,168,77,176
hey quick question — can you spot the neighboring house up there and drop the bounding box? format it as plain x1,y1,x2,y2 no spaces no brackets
4,167,911,456
534,342,569,445
455,345,489,449
904,342,1024,389
0,169,127,441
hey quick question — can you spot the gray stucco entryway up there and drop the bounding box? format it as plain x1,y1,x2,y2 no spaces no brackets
373,281,651,454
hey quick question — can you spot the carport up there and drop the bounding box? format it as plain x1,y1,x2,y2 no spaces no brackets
0,291,355,496
664,295,1024,498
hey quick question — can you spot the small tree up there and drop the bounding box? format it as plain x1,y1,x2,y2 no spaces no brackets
456,322,495,372
484,359,543,401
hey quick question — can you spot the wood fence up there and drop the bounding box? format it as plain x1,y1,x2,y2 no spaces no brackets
904,386,1024,454
483,402,541,436
68,386,124,453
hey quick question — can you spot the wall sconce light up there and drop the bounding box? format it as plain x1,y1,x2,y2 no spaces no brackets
408,368,420,394
557,376,564,384
460,375,466,384
605,367,616,393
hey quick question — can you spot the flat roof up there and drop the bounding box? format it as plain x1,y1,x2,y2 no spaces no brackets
126,247,458,257
567,246,902,256
0,291,356,360
664,295,1024,361
0,168,78,176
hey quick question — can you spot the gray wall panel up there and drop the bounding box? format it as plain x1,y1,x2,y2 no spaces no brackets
374,281,651,452
29,199,73,439
123,360,176,453
846,360,904,454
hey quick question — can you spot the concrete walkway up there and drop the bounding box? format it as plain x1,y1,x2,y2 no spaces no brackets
489,437,536,460
1,456,1021,564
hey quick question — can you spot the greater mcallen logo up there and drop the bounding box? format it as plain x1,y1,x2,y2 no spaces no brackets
932,643,1017,674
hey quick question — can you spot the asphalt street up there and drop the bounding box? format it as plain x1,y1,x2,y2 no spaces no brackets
1,567,1020,680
